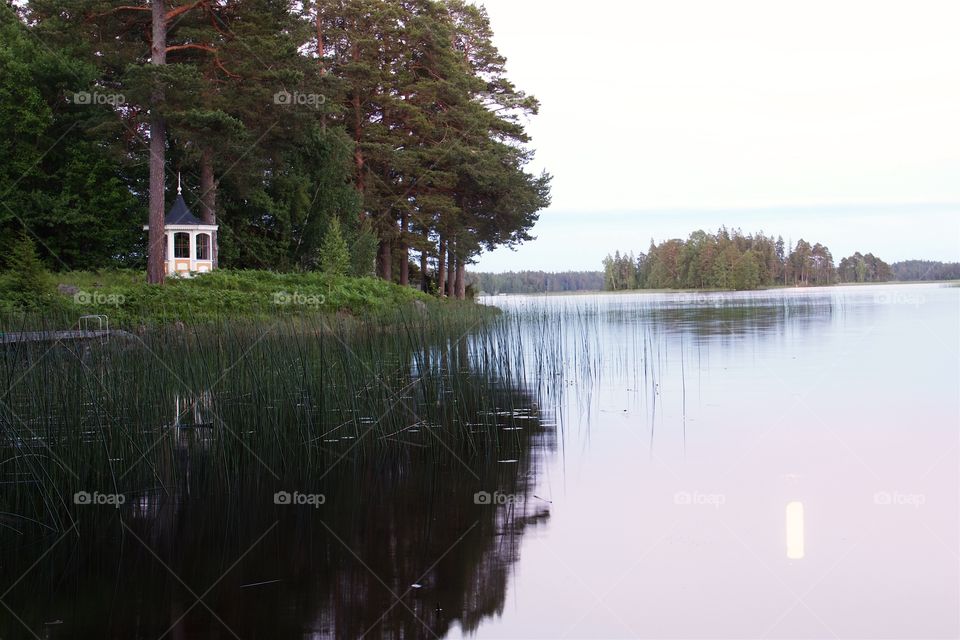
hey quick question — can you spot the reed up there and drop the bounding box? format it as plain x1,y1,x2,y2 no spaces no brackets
0,304,570,532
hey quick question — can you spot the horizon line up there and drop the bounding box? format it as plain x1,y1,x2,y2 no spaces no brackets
541,201,960,217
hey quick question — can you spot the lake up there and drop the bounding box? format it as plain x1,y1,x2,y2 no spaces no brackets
466,282,958,638
0,283,956,638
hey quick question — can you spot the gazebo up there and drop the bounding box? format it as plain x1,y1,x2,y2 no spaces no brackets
144,177,218,276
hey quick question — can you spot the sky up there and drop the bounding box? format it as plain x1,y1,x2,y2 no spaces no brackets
471,0,960,271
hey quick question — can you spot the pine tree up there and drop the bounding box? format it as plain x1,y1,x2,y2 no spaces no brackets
7,232,48,308
15,0,550,288
0,4,141,270
319,217,350,276
349,220,379,277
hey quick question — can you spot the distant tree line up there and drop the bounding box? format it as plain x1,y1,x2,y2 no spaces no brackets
467,271,604,294
837,252,891,283
462,251,958,297
890,260,960,281
603,228,902,291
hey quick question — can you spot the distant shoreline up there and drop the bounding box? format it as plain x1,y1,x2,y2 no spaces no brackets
478,280,958,298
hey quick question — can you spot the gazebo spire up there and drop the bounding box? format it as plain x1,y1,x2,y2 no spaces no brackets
177,172,182,195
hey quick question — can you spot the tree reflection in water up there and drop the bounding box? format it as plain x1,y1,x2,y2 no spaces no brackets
0,347,554,640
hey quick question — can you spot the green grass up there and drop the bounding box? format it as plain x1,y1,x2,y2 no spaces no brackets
0,268,452,327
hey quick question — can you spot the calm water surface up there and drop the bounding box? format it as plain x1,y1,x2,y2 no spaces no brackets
1,283,957,639
467,283,958,639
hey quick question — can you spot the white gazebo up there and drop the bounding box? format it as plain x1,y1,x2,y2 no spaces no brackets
144,178,218,276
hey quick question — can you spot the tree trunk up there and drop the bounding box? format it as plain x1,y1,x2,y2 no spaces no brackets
147,0,167,285
376,239,392,281
315,8,326,77
455,258,465,299
200,147,218,268
398,212,408,286
351,43,364,195
315,6,327,130
437,235,446,295
446,241,456,298
420,250,429,292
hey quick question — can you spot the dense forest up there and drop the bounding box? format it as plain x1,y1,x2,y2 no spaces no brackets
891,260,960,282
467,270,603,294
602,228,900,291
0,0,550,298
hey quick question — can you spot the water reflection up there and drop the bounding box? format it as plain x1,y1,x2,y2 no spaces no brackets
171,392,215,430
475,284,958,639
0,325,556,639
1,404,551,638
786,501,805,560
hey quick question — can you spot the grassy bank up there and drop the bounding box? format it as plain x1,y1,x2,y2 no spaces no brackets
0,268,460,328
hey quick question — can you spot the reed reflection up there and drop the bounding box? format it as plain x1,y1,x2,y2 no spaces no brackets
0,319,556,639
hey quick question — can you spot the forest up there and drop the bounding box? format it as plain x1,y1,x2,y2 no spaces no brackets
602,228,898,291
891,260,960,282
467,270,604,295
0,0,550,299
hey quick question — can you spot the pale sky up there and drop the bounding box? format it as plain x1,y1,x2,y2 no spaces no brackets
473,0,960,271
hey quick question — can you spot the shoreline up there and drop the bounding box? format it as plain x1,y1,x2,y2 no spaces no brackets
477,279,959,298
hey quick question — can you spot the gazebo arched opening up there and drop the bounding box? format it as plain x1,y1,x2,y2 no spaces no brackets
173,232,190,258
196,233,211,261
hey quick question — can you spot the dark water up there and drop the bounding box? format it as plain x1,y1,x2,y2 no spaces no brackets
1,283,957,638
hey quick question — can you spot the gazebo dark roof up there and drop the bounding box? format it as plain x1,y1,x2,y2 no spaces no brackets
165,194,204,226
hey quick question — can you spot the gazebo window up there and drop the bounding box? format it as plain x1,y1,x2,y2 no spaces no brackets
173,232,190,258
196,233,211,260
